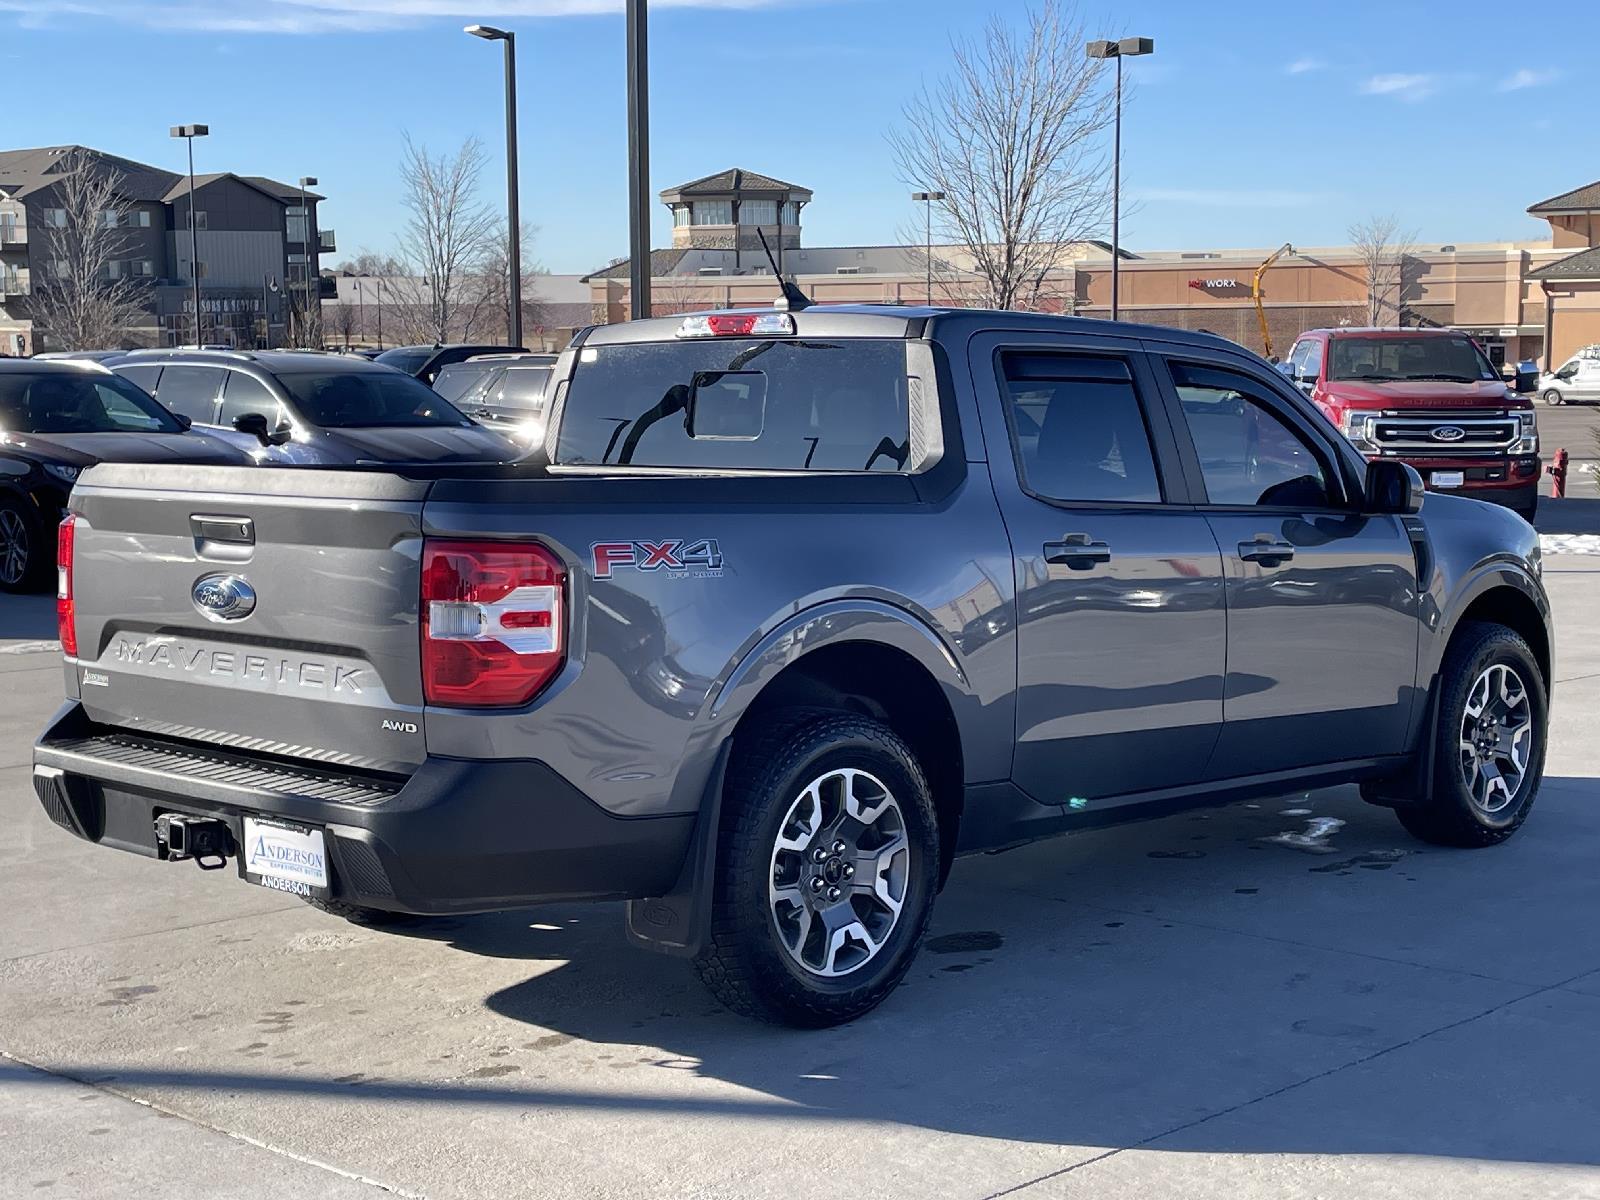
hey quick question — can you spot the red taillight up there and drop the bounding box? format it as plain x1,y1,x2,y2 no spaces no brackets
56,514,77,659
421,539,566,707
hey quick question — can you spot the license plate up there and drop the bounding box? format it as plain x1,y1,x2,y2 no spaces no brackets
1431,471,1465,489
241,817,329,896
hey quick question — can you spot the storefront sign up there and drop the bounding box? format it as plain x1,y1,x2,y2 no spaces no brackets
1188,277,1243,290
181,296,262,315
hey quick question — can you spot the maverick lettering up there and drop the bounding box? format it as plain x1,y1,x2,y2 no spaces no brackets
109,637,365,694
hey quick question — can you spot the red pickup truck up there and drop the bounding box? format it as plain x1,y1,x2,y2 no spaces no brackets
1283,328,1540,522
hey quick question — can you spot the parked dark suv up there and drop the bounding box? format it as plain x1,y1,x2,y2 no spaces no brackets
374,343,524,385
0,359,246,590
432,354,555,443
110,350,519,466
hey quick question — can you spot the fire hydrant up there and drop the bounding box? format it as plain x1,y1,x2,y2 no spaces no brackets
1548,447,1568,499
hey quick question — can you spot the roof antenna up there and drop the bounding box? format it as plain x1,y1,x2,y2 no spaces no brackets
756,227,811,311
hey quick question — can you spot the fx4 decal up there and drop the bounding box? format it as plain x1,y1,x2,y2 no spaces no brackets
592,539,724,579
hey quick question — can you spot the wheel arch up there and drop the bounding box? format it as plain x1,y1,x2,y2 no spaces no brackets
1438,571,1551,691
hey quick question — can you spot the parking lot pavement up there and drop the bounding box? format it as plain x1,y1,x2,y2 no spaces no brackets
2,565,1598,1200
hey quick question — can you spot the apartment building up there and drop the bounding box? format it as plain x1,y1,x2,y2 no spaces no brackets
0,145,335,353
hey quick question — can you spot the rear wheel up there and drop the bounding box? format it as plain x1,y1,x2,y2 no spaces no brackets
694,710,940,1027
1394,622,1547,848
0,497,49,594
1542,388,1564,406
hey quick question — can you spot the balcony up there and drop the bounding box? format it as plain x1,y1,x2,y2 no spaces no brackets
0,270,30,298
317,275,337,299
0,223,25,248
318,228,336,254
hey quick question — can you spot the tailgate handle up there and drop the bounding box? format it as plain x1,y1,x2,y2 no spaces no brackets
191,515,254,545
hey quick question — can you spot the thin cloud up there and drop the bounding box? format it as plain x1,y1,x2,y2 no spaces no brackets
1498,67,1562,92
1360,73,1439,101
1134,188,1324,209
0,0,799,33
1285,57,1323,74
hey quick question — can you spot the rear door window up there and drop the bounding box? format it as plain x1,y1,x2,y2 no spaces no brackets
554,338,910,471
154,365,224,424
218,371,282,425
115,364,162,394
493,366,551,415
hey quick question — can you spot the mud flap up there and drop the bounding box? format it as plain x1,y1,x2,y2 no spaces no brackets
624,741,731,958
1361,676,1439,809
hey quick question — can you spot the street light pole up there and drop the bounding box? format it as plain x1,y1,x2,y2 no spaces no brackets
911,190,944,305
169,124,208,346
1084,37,1152,322
466,24,523,347
297,175,318,347
625,0,651,320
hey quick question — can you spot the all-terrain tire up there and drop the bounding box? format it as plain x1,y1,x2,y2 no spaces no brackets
1394,621,1547,848
693,710,940,1027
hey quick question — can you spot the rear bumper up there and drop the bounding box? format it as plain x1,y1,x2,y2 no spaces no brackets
31,704,694,915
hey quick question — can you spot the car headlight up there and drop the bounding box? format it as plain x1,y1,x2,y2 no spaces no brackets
1512,411,1539,455
1341,411,1379,452
42,463,80,486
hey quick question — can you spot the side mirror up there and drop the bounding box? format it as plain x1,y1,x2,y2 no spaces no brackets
1365,459,1424,515
231,412,290,447
172,413,193,431
1275,361,1297,380
1513,366,1539,395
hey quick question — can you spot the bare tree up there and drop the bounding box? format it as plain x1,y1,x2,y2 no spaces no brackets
29,150,151,349
1348,214,1416,327
476,224,546,345
326,298,358,349
888,1,1114,312
388,135,499,346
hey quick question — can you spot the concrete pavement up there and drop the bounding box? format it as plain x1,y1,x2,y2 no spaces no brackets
0,561,1597,1199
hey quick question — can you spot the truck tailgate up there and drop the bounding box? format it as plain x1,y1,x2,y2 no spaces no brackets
66,463,430,773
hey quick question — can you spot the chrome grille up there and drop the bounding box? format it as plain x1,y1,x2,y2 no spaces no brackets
1371,411,1516,456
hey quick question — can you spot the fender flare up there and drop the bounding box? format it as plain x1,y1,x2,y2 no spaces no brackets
627,599,978,959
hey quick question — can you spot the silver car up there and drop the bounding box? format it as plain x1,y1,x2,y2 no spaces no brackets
1538,351,1600,405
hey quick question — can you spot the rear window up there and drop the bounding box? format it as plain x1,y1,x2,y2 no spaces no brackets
0,369,183,434
375,347,430,375
433,361,498,403
554,338,910,471
495,366,551,414
1327,336,1498,383
277,369,471,429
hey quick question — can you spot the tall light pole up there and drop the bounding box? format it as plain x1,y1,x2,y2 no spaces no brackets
466,24,523,347
911,190,944,305
625,0,651,320
1084,37,1152,322
297,175,317,347
169,124,208,346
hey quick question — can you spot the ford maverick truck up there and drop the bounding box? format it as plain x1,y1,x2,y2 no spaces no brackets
35,306,1552,1026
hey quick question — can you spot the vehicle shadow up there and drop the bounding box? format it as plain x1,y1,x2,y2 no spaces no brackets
0,593,58,643
1535,496,1600,535
429,777,1596,1165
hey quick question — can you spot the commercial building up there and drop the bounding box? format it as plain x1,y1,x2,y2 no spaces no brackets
321,271,594,352
590,169,1600,369
0,145,335,354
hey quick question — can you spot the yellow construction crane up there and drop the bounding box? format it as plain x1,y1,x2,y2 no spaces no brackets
1252,242,1295,360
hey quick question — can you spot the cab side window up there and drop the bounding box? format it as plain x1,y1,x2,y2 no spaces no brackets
218,371,281,426
1000,352,1163,504
1301,339,1324,379
1168,360,1334,508
154,365,223,424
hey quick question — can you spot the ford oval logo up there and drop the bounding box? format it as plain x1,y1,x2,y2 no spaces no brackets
191,573,256,622
1432,425,1467,443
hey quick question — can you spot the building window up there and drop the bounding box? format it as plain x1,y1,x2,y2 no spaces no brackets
181,260,207,280
287,214,308,243
106,260,122,279
692,200,732,226
135,260,153,277
672,206,690,228
740,200,777,226
43,208,67,228
186,211,207,230
781,201,800,225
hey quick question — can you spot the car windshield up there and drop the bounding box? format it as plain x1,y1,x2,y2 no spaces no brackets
375,347,430,375
276,369,472,429
0,369,183,434
1327,336,1498,383
432,362,498,402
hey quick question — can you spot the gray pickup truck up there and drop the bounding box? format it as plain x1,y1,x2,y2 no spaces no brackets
34,306,1552,1026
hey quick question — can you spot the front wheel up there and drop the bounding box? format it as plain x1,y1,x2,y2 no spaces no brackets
1395,621,1547,848
694,711,941,1027
1542,388,1564,406
0,497,49,594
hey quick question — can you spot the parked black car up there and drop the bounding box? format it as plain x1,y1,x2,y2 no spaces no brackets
431,354,555,442
374,343,525,385
0,359,248,591
109,349,521,467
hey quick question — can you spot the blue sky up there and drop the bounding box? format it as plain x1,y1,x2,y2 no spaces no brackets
4,0,1596,273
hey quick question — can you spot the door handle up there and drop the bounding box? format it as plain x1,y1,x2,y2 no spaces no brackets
1044,534,1112,570
1238,538,1295,565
